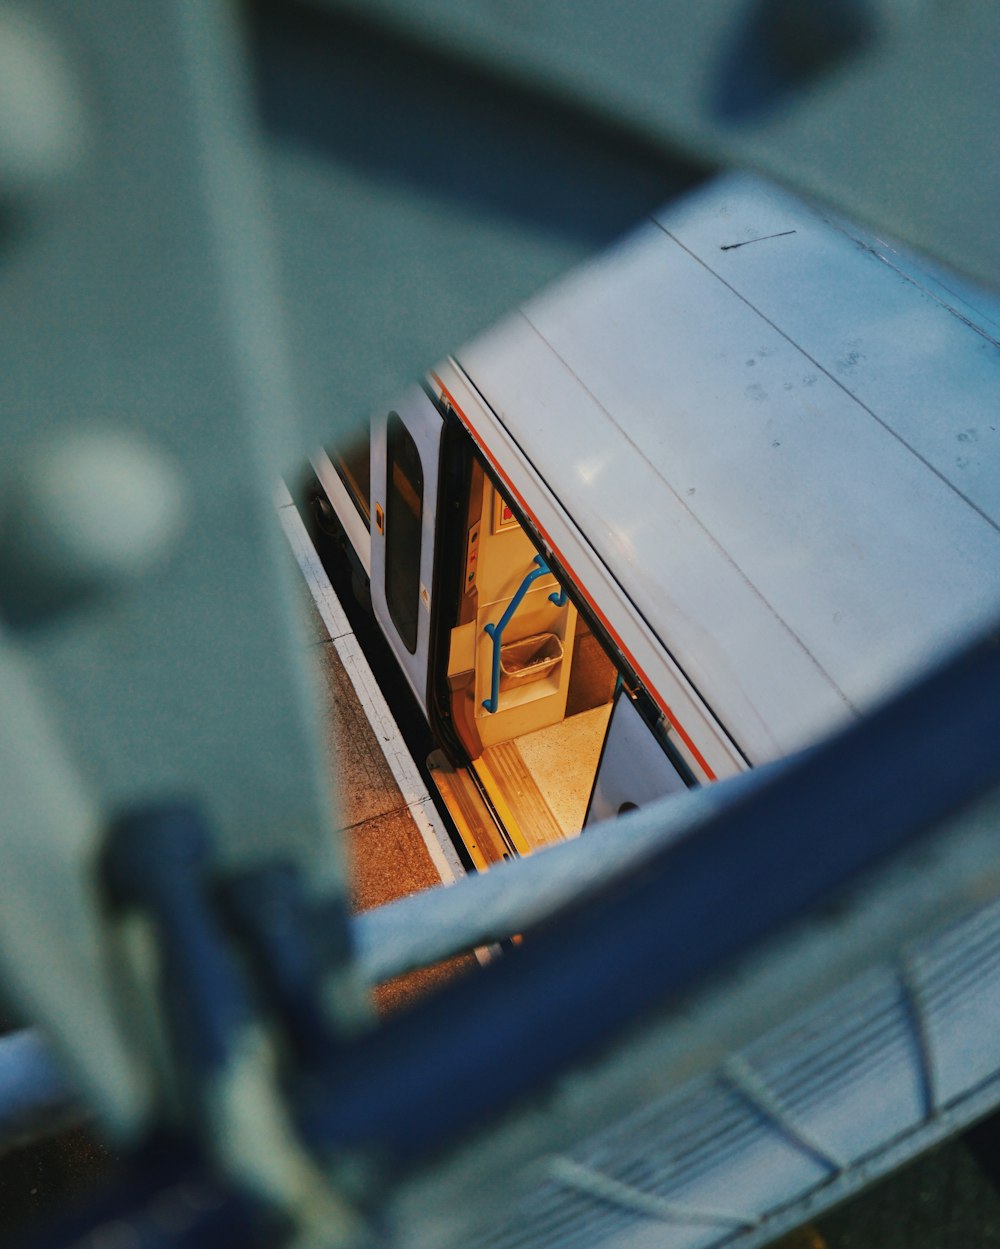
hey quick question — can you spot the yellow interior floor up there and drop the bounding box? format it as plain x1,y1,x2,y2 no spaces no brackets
509,703,613,838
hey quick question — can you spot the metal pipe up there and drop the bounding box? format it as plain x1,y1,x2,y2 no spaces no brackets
0,1028,80,1154
482,554,551,713
352,765,774,984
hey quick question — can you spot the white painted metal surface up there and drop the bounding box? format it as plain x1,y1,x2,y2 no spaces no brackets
455,174,1000,765
369,386,444,714
434,361,745,782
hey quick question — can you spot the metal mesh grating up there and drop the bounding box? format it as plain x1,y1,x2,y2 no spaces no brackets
474,896,1000,1249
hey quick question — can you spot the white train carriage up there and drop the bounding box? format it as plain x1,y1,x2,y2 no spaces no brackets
310,172,1000,869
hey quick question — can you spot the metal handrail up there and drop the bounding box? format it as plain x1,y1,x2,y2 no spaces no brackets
482,555,564,713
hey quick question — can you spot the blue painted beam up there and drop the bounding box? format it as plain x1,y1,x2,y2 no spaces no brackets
297,619,1000,1167
11,620,1000,1247
0,1030,79,1154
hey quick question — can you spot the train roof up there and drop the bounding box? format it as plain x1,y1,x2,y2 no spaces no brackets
455,174,1000,764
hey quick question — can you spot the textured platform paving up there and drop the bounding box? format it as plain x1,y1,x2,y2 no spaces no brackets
304,594,477,1014
283,490,476,1016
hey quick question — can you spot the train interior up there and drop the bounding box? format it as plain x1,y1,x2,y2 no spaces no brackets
324,430,620,868
438,459,618,864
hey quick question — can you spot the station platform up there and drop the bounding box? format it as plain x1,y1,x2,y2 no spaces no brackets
278,490,478,1015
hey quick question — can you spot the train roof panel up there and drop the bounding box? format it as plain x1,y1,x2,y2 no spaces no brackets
456,175,1000,762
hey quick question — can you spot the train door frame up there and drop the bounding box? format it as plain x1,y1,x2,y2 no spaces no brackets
424,407,702,849
369,385,444,711
318,383,722,859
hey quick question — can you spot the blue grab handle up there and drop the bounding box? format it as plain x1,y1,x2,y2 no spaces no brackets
482,555,566,713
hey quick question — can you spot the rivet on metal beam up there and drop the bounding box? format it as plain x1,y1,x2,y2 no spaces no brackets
0,9,87,202
0,431,187,628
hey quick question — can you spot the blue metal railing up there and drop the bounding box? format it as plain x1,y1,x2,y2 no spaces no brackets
482,555,565,713
14,618,1000,1249
300,619,1000,1169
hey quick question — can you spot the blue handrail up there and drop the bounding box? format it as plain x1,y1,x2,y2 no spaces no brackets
482,555,565,713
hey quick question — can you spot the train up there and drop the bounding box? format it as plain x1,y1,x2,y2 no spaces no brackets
308,171,1000,870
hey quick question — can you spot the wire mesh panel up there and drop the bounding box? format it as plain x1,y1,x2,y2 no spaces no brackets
471,893,1000,1249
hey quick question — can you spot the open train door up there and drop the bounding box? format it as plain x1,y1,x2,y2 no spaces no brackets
369,386,443,710
583,687,692,827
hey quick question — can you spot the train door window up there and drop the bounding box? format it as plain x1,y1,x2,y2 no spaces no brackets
584,688,690,828
385,412,423,653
